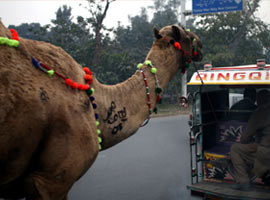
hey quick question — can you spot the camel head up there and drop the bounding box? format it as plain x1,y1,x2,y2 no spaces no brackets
153,25,203,71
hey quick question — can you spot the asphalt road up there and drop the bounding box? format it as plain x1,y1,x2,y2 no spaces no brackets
68,115,201,200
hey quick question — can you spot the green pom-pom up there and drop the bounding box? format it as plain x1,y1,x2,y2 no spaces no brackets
149,109,152,115
86,89,93,96
98,136,102,143
7,40,14,46
12,40,19,47
150,67,157,74
146,87,149,94
0,38,19,47
186,29,191,32
7,39,17,47
145,60,152,67
0,37,5,44
185,63,190,68
137,63,143,69
97,129,101,135
0,37,8,45
47,70,54,77
99,144,102,150
155,87,162,94
96,121,100,127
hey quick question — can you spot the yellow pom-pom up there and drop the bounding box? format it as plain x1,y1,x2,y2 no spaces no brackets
97,129,101,135
151,67,157,74
12,40,19,47
96,121,100,126
145,60,152,67
47,70,55,77
91,88,95,94
0,37,8,45
137,63,143,69
186,29,191,32
7,39,19,47
98,136,102,143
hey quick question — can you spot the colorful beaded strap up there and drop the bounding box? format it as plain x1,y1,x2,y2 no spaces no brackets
0,29,103,150
137,60,163,116
0,28,20,47
31,57,102,150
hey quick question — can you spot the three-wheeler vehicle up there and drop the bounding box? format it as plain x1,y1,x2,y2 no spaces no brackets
186,60,270,200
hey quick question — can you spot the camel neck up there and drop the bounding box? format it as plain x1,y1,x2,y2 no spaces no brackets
93,45,181,150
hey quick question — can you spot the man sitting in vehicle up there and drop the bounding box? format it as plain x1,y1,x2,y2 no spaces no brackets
228,89,270,190
229,88,257,122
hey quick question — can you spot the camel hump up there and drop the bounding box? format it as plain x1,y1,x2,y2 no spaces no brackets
0,20,12,38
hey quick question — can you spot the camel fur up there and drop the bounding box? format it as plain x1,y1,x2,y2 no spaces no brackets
0,20,202,200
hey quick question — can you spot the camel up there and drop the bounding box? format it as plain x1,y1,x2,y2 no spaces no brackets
0,20,202,200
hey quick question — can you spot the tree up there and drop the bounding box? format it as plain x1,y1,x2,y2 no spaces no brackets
84,0,115,67
195,0,270,67
150,0,180,28
49,5,93,64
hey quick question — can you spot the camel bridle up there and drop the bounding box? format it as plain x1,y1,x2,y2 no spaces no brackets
157,34,199,74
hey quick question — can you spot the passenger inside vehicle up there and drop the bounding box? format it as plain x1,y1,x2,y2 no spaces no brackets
228,89,270,190
229,88,257,122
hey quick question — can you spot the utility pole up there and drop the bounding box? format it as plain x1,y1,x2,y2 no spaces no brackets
181,0,187,99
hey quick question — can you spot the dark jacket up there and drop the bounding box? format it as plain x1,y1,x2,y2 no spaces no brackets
229,98,257,122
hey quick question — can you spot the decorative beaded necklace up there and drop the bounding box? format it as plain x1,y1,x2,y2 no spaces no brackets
1,29,103,150
31,57,102,150
137,33,198,122
137,60,162,116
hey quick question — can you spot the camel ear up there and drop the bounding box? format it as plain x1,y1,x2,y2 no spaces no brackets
153,27,162,39
172,25,181,41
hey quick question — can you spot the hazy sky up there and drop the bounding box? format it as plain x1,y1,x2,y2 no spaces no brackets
0,0,270,29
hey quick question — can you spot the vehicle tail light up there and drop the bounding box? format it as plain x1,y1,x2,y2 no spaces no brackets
257,59,266,70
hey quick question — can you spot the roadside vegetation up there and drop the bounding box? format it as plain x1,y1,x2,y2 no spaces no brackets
9,0,270,108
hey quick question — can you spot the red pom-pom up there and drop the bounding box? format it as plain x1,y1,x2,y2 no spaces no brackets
83,67,90,74
83,84,90,90
174,42,181,50
9,29,19,41
157,95,161,103
12,36,19,41
88,79,93,84
78,83,85,90
72,82,79,89
193,51,198,56
84,74,92,81
65,78,73,86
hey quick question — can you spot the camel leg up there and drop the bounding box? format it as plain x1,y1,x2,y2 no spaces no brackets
23,117,99,200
